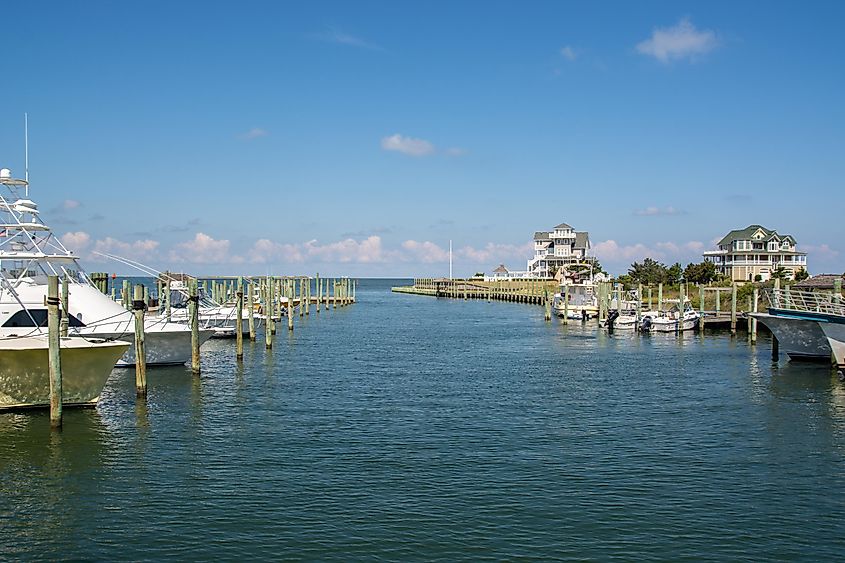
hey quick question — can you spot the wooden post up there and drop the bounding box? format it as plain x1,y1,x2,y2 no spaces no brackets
269,277,277,335
544,289,551,321
60,275,69,338
305,277,311,315
333,279,338,309
658,283,663,311
47,275,62,429
563,284,570,324
730,283,737,335
835,278,842,305
165,278,171,321
265,278,273,349
647,285,653,310
325,278,330,311
190,279,200,374
122,279,130,310
133,284,147,398
636,283,642,325
288,285,294,331
751,287,759,344
316,274,321,312
248,279,256,341
236,276,244,360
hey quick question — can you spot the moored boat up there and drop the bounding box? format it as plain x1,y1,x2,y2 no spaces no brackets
750,288,841,361
0,166,214,365
0,336,128,409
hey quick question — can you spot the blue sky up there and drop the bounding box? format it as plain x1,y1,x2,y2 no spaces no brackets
2,1,843,276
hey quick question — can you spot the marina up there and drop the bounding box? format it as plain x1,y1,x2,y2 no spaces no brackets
2,279,845,560
3,2,844,559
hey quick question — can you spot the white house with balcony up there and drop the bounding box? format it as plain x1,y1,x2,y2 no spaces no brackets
703,224,808,282
527,222,591,277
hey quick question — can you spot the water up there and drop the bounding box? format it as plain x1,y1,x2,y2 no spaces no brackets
2,279,844,560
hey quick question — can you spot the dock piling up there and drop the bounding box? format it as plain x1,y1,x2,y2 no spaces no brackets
47,275,62,429
133,284,147,398
60,275,69,338
190,279,201,375
236,277,244,360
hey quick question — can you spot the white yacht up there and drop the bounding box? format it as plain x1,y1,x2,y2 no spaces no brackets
752,288,841,362
639,298,701,333
0,166,214,366
552,265,601,319
165,278,264,338
0,335,128,409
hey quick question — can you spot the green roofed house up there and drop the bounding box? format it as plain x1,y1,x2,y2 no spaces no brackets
703,225,808,282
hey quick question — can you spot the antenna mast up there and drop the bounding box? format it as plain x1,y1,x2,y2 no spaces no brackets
24,113,29,196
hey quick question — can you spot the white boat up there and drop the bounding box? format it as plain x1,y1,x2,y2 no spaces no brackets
0,335,128,409
638,299,701,333
552,266,600,319
165,279,264,338
0,166,214,366
752,288,842,363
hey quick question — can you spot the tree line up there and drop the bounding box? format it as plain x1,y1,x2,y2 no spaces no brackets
617,258,809,286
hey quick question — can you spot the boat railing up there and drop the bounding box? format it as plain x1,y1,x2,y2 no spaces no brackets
765,288,845,316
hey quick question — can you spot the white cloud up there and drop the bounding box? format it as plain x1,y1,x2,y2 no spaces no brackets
312,28,381,50
560,46,578,61
238,127,268,140
399,240,533,266
593,239,707,273
93,236,160,262
636,17,718,63
60,231,91,252
633,206,685,216
458,242,534,264
381,134,435,157
249,236,392,264
169,232,238,264
401,240,449,263
62,199,81,210
801,244,839,261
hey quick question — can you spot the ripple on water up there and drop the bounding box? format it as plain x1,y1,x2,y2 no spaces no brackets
1,280,844,561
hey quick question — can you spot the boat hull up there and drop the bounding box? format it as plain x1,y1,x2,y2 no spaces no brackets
751,312,832,361
818,322,845,367
84,328,216,367
0,337,128,409
641,314,700,333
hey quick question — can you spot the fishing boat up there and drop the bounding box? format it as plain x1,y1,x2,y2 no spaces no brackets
639,298,701,333
552,264,600,319
164,278,264,338
0,166,214,366
0,335,128,409
751,288,840,361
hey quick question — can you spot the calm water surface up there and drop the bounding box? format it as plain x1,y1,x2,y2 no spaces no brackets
2,279,844,560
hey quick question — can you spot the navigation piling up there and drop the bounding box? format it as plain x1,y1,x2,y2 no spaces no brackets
47,275,62,429
133,284,147,398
